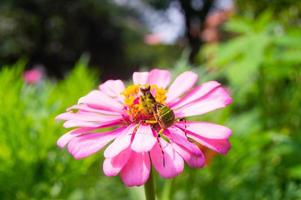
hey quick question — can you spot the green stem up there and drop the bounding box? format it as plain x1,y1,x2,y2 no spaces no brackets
161,179,174,200
144,169,156,200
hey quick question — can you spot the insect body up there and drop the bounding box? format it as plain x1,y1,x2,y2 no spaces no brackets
140,85,175,129
155,104,175,129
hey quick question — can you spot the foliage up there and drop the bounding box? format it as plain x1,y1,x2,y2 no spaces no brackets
235,0,301,22
0,59,131,199
177,11,301,200
202,11,301,131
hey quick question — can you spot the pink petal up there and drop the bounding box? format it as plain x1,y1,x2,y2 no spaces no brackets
170,81,221,109
150,138,184,178
188,134,231,155
104,125,136,158
121,151,150,187
133,72,149,85
174,86,232,118
56,112,122,122
78,90,123,111
166,127,202,156
57,132,76,148
67,104,121,116
166,71,198,103
173,143,205,168
131,125,156,153
67,127,126,159
176,121,232,139
57,127,95,148
103,148,132,176
63,120,102,128
99,80,125,98
63,118,123,128
147,69,171,88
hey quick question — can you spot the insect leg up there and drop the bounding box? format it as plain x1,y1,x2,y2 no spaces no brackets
130,121,142,139
178,118,188,138
157,129,166,167
144,119,157,124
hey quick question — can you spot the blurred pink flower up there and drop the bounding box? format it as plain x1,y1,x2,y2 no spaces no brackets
202,28,219,42
144,33,162,45
23,68,43,84
56,69,232,186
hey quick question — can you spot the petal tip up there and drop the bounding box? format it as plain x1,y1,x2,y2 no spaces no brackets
225,97,233,105
56,141,65,149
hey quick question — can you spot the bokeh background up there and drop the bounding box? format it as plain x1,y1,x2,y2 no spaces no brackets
0,0,301,199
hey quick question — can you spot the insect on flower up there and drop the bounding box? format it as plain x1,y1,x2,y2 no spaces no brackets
140,85,175,128
56,69,233,187
139,85,176,166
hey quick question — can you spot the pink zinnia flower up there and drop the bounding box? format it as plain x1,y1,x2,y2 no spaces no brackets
56,69,232,186
23,68,43,84
144,33,162,45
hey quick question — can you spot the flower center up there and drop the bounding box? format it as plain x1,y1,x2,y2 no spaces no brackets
121,84,167,123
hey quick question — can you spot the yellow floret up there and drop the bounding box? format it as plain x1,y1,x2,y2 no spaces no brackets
124,96,135,106
151,85,167,104
121,85,139,98
121,84,167,121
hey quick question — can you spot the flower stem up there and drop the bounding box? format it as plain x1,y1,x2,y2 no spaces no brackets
144,170,156,200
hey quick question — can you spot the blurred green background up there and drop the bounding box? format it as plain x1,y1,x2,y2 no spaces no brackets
0,0,301,199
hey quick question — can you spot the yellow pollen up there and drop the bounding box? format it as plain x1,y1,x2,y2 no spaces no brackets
121,85,139,107
151,85,167,104
121,84,167,121
124,96,135,106
121,85,139,98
